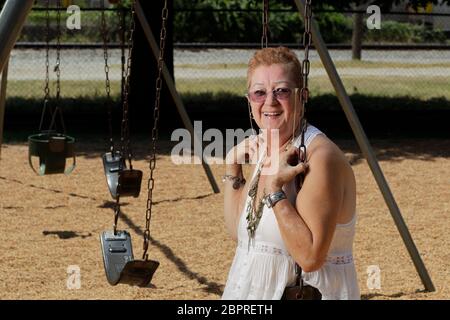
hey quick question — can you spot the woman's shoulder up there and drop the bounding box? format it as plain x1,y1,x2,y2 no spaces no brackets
307,134,350,170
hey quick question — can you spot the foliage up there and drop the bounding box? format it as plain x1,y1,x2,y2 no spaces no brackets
4,0,450,44
365,20,447,43
18,8,127,43
313,7,352,43
316,0,450,10
173,0,353,43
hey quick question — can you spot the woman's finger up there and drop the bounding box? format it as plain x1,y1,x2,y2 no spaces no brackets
295,162,309,175
282,145,301,166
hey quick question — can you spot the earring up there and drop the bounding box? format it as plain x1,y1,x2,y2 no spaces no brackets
247,102,254,119
247,101,256,135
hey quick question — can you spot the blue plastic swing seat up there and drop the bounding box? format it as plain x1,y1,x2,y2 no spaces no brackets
28,132,76,175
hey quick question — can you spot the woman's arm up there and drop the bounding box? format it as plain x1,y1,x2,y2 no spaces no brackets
266,140,347,272
223,163,246,241
223,136,260,240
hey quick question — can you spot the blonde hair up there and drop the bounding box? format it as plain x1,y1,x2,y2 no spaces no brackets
247,46,302,89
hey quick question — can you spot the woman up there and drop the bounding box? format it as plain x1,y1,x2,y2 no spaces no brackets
222,47,360,300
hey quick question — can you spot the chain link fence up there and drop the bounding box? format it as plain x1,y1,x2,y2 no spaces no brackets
3,7,450,102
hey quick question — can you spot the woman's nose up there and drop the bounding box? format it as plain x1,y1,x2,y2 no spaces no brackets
264,91,278,106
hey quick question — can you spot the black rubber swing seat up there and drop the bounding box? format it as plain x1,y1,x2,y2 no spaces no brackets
102,152,143,199
28,132,76,175
100,230,159,287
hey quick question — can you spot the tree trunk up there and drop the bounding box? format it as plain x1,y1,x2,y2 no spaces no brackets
129,0,177,132
352,13,364,60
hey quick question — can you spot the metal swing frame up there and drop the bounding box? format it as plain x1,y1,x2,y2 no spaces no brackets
0,0,435,292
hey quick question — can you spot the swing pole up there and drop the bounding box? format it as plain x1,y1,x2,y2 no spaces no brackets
293,0,434,292
134,1,220,194
0,0,34,73
0,58,8,159
0,0,34,160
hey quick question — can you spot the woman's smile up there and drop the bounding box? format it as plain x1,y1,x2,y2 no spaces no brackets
262,110,283,120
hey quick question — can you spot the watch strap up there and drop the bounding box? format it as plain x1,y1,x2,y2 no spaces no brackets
265,190,287,208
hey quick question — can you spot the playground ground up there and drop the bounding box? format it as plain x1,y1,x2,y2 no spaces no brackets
0,137,448,299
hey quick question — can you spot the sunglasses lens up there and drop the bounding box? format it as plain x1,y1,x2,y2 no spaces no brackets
249,91,266,103
274,88,291,100
248,88,291,102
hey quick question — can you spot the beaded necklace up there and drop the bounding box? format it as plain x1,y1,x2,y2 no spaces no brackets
245,155,266,249
245,121,308,250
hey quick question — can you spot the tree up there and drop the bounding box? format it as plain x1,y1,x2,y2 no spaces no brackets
315,1,450,60
128,0,176,131
314,0,450,10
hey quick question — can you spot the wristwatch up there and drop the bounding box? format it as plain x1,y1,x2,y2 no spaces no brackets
264,190,287,208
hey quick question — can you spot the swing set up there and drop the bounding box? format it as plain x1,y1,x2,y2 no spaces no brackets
0,0,435,292
28,0,75,176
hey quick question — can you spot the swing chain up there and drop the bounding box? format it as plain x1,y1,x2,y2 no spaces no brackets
55,0,61,105
120,0,137,169
298,0,313,164
142,0,169,260
39,0,51,132
120,7,126,108
113,0,137,234
101,1,114,154
49,0,66,133
113,193,121,235
261,0,269,48
301,0,312,106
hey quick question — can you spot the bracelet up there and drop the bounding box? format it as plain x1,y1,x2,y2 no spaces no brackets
222,175,246,190
264,190,287,208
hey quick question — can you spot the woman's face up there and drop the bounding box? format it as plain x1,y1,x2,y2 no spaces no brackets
247,63,300,142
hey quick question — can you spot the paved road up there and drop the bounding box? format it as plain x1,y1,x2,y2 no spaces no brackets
6,48,450,80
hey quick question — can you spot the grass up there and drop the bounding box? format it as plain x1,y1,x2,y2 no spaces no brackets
172,61,450,99
175,63,248,69
6,58,450,100
175,78,247,96
7,80,122,100
175,76,450,100
4,72,450,111
6,77,450,102
310,76,450,100
320,60,450,69
175,60,450,70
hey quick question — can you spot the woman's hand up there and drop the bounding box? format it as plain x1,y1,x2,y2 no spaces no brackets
225,134,262,166
263,145,309,193
223,135,263,240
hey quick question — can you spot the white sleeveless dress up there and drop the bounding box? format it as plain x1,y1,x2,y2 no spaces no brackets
222,125,360,300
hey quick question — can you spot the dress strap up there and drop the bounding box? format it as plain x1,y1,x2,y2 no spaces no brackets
293,124,324,149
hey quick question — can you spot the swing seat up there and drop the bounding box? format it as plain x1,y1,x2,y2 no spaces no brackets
28,132,76,175
102,153,142,199
119,169,143,198
100,230,159,287
102,151,124,199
